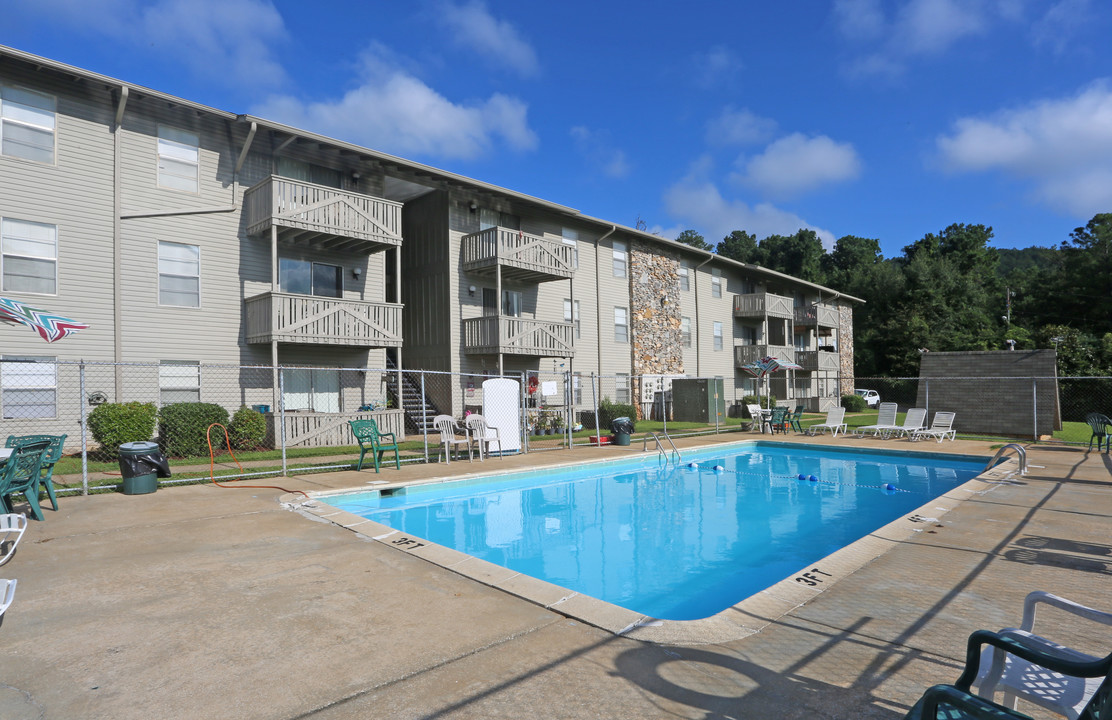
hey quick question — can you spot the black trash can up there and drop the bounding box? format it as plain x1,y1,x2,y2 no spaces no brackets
610,416,635,447
118,441,170,495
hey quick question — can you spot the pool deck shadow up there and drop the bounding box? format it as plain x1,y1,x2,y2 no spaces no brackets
1,432,1109,719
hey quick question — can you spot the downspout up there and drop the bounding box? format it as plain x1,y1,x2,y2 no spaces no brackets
595,225,616,377
112,86,128,398
693,254,714,376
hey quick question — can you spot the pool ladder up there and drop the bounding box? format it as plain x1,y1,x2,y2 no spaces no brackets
984,443,1028,476
643,431,681,463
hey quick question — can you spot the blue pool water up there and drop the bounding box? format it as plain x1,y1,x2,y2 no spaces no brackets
331,442,988,620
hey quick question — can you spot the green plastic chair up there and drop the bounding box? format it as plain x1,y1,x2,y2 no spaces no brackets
789,405,805,433
348,419,400,472
768,407,790,434
904,628,1112,720
1085,413,1111,453
6,434,66,511
0,439,52,521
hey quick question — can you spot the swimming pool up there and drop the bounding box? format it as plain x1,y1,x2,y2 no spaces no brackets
328,441,989,621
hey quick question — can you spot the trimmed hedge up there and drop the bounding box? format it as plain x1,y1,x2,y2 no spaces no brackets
740,395,777,417
598,398,637,431
159,402,230,457
841,393,868,412
229,405,269,450
87,402,158,458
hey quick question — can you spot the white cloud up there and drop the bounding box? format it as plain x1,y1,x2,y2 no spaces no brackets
253,44,537,161
437,1,539,77
570,126,630,178
894,0,986,55
664,160,837,250
833,0,886,41
936,81,1112,216
692,46,744,88
1032,0,1092,54
735,133,861,198
706,107,777,146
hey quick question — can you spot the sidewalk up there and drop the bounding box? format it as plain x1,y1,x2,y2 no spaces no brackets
1,435,1109,719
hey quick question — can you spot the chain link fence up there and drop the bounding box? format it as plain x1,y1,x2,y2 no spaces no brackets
2,359,1109,497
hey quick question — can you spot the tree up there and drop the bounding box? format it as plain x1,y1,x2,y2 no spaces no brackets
823,235,883,294
758,229,825,284
1052,213,1112,334
716,230,762,264
675,229,712,251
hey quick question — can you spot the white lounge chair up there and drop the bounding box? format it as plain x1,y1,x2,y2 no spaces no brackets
0,514,27,566
0,578,15,618
893,408,927,439
809,407,847,437
465,414,502,461
911,411,956,442
854,402,899,437
433,415,472,463
972,591,1112,720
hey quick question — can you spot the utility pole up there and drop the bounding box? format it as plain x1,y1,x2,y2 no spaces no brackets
1003,287,1015,324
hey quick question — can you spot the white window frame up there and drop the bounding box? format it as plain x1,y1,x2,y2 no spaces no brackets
279,258,342,298
711,268,722,298
713,321,723,351
612,240,628,278
614,306,628,343
615,373,630,404
681,316,692,348
1,217,57,295
282,367,341,413
159,360,201,405
157,125,199,193
1,85,56,164
562,227,579,268
563,299,581,338
1,355,56,419
158,240,200,307
678,261,690,291
502,289,523,317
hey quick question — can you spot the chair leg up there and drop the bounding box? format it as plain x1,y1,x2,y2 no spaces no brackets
355,447,367,471
372,448,381,473
42,480,58,511
22,492,44,522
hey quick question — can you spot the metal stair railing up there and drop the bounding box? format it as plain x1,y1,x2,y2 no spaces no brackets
642,430,681,464
984,443,1028,476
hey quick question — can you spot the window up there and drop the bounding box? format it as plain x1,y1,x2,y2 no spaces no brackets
562,228,579,268
279,258,342,298
282,367,340,413
1,356,56,419
795,332,808,351
615,373,630,404
563,299,581,338
612,240,627,278
2,218,56,294
276,157,342,188
713,321,723,351
159,361,200,404
157,125,199,192
739,325,757,345
614,307,628,343
681,317,692,348
1,86,55,164
479,208,520,231
573,372,583,405
679,261,690,291
502,289,523,317
158,241,200,307
711,267,722,298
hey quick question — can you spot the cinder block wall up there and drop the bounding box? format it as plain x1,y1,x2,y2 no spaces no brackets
915,350,1060,437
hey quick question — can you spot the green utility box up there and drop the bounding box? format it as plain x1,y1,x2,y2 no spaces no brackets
671,378,725,423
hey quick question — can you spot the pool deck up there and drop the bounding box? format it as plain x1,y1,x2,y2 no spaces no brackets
1,432,1110,719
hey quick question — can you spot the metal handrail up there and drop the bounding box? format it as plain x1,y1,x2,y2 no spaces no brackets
643,431,681,463
984,443,1027,476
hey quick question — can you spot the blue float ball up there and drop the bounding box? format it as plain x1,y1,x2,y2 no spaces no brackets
687,462,699,469
808,475,818,482
883,483,898,492
713,465,725,472
797,474,807,481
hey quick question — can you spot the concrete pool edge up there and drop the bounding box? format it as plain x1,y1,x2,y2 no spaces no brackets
285,441,1015,645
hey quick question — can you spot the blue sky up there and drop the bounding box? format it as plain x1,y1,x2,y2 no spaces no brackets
6,0,1112,257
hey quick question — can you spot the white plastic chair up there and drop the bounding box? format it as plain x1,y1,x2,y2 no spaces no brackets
433,415,471,463
854,402,899,437
809,407,847,437
746,404,770,433
0,578,15,618
911,411,957,442
0,514,27,566
893,408,927,438
465,415,502,461
973,591,1112,720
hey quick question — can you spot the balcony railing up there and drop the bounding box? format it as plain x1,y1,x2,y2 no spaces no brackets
244,176,403,253
462,315,575,357
245,292,402,347
733,293,795,320
796,350,839,372
793,304,839,328
461,227,575,283
734,344,795,367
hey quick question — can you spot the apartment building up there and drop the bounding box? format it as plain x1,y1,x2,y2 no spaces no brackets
0,46,860,444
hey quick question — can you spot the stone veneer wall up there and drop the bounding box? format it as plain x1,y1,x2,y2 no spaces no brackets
629,241,684,377
838,302,855,397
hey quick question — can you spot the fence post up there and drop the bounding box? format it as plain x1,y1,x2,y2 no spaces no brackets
924,379,929,418
421,371,429,463
1032,378,1038,442
591,372,601,446
661,376,667,438
521,372,529,454
278,367,288,476
79,360,89,496
565,370,573,449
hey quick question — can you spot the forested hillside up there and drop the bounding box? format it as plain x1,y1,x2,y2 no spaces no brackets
676,214,1112,377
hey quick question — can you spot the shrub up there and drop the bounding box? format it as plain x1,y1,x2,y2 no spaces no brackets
159,402,230,457
228,405,269,450
598,398,637,431
741,395,776,417
841,393,867,412
87,402,158,458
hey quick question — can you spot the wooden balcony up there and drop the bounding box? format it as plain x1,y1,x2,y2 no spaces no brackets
796,350,839,372
793,304,839,328
733,293,795,320
734,344,795,367
245,292,402,347
463,316,575,357
244,176,403,254
461,227,575,283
